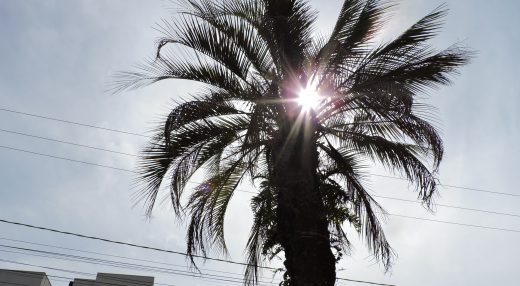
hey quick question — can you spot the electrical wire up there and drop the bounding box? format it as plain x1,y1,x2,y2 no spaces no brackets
2,139,520,229
0,218,247,267
373,195,520,218
0,107,146,137
2,142,519,220
1,139,519,199
0,236,259,279
0,262,176,286
0,128,136,157
369,173,519,197
0,245,277,286
1,107,517,197
0,145,135,173
0,218,396,286
2,108,516,285
0,250,260,286
386,213,520,233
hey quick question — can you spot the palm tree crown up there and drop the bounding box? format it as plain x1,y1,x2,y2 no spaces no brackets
115,0,471,284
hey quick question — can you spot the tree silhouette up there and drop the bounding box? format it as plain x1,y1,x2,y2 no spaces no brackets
115,1,471,285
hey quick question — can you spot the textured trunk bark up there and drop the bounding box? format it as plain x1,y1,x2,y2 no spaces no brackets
272,115,336,286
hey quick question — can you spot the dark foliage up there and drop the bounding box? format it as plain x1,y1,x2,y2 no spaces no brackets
114,0,471,284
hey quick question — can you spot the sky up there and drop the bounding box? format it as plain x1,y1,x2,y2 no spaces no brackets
0,0,519,285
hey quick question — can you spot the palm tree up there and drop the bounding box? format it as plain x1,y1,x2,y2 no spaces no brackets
115,0,471,285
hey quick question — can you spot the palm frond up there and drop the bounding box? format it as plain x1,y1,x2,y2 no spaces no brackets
317,5,472,122
344,132,437,204
186,157,249,260
175,0,275,79
162,99,246,145
262,0,317,71
112,50,248,94
318,0,392,73
244,180,277,286
156,16,252,84
135,112,250,215
322,102,444,169
319,141,393,269
319,177,357,258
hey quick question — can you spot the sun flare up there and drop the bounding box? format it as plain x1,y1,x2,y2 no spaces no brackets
297,83,322,110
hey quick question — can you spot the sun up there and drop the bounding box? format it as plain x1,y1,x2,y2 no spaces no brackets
297,83,322,110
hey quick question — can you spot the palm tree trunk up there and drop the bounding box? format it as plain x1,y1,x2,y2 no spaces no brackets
272,117,336,286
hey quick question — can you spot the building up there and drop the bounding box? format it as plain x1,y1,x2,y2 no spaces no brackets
0,269,154,286
70,273,154,286
0,269,52,286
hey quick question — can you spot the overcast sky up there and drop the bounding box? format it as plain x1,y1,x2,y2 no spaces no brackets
0,1,519,285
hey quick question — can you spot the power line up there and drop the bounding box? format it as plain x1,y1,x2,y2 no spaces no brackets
0,249,256,286
2,136,519,199
387,213,520,233
45,273,173,286
2,141,520,220
0,218,243,267
0,218,395,286
0,245,278,286
0,128,137,157
1,107,517,198
0,107,147,137
0,144,257,196
0,250,266,286
0,145,135,173
2,142,519,225
1,249,391,286
0,244,278,285
373,195,520,219
3,141,518,221
0,259,89,276
0,259,287,286
438,183,515,197
370,173,519,197
0,260,179,286
3,212,520,283
0,109,515,285
0,236,256,279
0,260,221,286
4,134,518,222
